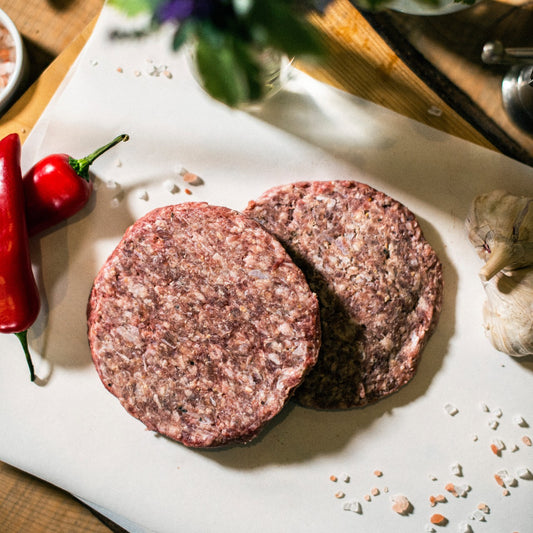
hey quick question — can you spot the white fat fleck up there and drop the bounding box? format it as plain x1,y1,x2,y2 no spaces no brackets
115,325,140,344
153,393,162,409
268,352,281,365
278,322,293,336
248,269,270,280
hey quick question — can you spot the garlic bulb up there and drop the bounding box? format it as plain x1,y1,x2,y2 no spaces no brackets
465,190,533,281
482,268,533,357
466,190,533,357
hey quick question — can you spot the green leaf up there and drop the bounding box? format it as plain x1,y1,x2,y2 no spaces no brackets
172,19,197,51
248,0,325,58
195,32,250,107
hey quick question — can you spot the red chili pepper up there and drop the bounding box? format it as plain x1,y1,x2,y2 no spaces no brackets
23,134,129,236
0,133,41,381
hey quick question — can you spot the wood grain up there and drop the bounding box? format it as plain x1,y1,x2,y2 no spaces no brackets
303,0,497,151
0,462,111,533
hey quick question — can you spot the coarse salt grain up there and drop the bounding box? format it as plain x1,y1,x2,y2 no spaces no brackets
516,467,533,480
455,484,471,498
488,419,499,430
183,172,200,184
512,415,527,427
136,189,149,201
471,510,485,522
450,463,463,476
427,106,442,117
390,494,412,515
364,494,371,502
480,402,490,412
371,487,380,496
491,438,505,455
106,180,120,190
457,521,473,533
496,469,517,487
425,525,436,533
430,513,447,526
340,472,350,483
110,197,121,208
444,403,458,416
445,483,458,497
343,500,362,514
477,502,490,514
493,408,503,418
163,180,179,193
494,474,505,487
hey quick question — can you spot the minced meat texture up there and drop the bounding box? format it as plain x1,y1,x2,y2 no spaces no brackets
244,181,443,409
87,202,321,447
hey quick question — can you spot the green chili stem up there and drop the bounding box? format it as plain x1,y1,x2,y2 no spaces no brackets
69,134,130,181
14,330,35,382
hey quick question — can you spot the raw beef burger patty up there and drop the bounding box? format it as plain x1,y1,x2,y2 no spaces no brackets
244,181,443,409
87,202,320,447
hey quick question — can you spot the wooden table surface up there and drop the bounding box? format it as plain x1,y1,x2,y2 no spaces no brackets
0,0,530,532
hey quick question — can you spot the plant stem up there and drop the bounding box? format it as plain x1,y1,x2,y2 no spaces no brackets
70,134,130,181
14,330,35,382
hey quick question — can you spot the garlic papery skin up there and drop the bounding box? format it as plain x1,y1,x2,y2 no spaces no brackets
465,190,533,281
482,268,533,357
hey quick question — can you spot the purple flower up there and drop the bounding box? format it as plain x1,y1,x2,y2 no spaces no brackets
156,0,214,22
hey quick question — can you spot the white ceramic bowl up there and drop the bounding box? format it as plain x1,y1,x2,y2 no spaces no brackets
0,8,26,114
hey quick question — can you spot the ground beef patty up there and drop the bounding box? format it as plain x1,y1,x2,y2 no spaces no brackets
244,181,443,409
87,202,320,447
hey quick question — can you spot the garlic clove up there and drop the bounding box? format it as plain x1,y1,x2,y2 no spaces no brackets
479,242,515,282
482,268,533,357
466,190,533,278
